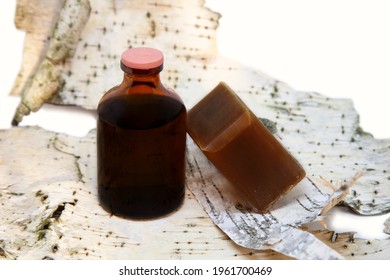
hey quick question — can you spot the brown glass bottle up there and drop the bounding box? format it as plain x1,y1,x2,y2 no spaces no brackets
97,48,187,219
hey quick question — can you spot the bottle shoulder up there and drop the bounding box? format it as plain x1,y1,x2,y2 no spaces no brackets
98,78,185,108
97,84,122,107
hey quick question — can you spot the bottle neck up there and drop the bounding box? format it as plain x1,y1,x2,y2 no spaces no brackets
120,62,163,86
123,72,160,81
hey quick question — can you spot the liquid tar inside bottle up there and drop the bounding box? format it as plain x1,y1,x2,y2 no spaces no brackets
97,48,187,219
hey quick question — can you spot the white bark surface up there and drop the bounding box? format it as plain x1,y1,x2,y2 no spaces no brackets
1,127,389,259
385,217,390,235
12,0,91,125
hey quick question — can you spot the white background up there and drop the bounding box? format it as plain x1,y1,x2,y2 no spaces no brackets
0,0,389,242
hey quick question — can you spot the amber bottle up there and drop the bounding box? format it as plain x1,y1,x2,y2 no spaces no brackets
97,47,187,219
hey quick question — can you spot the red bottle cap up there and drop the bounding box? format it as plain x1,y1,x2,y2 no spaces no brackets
121,47,164,70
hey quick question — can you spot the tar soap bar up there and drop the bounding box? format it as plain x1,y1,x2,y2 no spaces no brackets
187,82,306,213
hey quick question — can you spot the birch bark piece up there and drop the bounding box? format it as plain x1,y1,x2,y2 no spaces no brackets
10,0,64,98
12,0,91,125
1,126,389,259
313,230,390,260
186,137,347,259
385,217,390,235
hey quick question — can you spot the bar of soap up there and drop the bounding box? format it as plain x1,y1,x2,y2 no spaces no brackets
187,82,306,213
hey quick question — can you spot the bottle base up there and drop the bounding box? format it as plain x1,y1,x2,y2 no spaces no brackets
98,185,185,220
